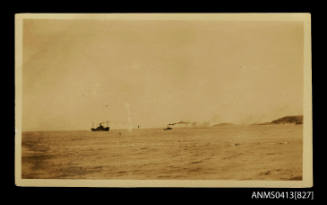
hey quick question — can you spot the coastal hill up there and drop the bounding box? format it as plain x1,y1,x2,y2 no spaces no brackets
168,115,303,128
256,115,303,125
271,115,303,124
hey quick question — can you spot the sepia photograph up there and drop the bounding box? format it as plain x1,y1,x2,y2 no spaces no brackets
15,13,312,187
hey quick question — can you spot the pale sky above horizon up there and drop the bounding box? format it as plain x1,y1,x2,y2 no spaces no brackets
22,19,304,131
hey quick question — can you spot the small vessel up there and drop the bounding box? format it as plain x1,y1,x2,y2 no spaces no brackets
91,121,110,131
163,123,173,130
163,127,172,130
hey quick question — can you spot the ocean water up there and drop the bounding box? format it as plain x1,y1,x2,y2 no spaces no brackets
22,125,302,180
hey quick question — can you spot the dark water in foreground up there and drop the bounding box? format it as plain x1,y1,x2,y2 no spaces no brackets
22,125,302,180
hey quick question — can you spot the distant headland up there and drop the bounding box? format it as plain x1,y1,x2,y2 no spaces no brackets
255,115,303,125
164,115,303,130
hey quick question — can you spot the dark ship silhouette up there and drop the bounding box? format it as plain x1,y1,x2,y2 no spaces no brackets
91,121,110,131
163,123,174,130
163,127,172,130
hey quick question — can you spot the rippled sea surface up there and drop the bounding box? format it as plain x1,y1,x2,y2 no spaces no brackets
22,125,302,180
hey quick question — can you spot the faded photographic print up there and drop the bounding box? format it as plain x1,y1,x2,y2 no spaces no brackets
15,14,312,187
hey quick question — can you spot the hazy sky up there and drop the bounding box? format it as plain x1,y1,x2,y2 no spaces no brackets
22,19,304,131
